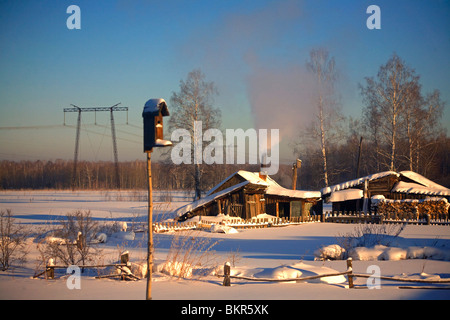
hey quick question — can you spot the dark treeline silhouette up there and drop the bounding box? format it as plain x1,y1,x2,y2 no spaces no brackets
0,159,259,191
1,136,449,193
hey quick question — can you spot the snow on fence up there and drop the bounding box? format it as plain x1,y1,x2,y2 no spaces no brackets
324,211,450,226
222,259,450,289
222,259,354,287
324,211,382,224
200,216,320,230
152,216,321,233
34,252,140,281
153,221,197,233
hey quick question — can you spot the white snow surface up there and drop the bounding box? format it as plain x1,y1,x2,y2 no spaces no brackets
1,190,449,300
328,189,364,202
392,181,450,196
399,171,449,190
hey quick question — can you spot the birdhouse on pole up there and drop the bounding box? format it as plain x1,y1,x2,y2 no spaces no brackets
142,98,172,152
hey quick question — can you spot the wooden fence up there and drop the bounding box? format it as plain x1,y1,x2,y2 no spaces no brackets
324,211,450,226
153,221,197,233
153,215,321,233
153,210,449,233
222,258,450,289
34,252,140,281
222,259,354,287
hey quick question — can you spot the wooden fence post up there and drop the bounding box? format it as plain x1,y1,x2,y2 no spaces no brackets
347,258,354,289
46,258,55,280
223,262,231,286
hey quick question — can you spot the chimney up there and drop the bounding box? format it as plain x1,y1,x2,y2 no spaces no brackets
259,170,267,181
259,153,268,181
292,159,302,190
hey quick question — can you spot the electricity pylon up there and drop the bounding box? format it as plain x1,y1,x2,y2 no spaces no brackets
63,103,128,190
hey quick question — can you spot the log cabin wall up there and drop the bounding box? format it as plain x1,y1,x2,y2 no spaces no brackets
366,174,399,199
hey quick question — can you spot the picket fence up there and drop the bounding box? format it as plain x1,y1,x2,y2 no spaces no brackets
323,211,450,226
153,215,321,233
152,210,449,233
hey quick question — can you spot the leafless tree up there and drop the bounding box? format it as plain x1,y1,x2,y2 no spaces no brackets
360,53,420,171
168,69,221,200
404,90,444,172
0,209,28,271
360,53,445,173
303,48,343,187
39,210,101,268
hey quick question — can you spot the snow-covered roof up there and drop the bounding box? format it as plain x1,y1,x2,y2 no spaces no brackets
328,189,363,202
321,171,398,195
206,170,280,196
143,98,169,117
207,170,319,199
392,181,450,196
266,185,321,199
399,171,448,190
174,181,249,217
321,170,449,197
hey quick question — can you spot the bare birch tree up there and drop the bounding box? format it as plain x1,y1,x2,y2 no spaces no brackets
168,69,221,200
360,53,444,173
305,48,341,187
360,54,416,171
405,89,444,172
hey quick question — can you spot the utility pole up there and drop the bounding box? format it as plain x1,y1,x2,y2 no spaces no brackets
356,136,363,178
64,103,127,189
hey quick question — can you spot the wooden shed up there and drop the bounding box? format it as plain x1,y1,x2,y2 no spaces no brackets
174,170,322,221
321,170,450,214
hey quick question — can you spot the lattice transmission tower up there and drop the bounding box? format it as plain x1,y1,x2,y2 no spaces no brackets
63,103,128,190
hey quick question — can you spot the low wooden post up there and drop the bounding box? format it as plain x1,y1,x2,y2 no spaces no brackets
347,258,354,289
76,232,84,250
223,262,231,287
425,213,431,225
120,251,129,264
46,258,55,279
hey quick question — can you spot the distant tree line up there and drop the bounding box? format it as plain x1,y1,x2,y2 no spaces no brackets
0,159,258,191
0,147,448,192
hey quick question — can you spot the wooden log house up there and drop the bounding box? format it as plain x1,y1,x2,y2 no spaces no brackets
321,171,450,218
174,170,322,221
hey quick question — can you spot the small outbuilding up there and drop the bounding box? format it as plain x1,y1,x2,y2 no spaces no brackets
175,170,322,221
321,171,450,216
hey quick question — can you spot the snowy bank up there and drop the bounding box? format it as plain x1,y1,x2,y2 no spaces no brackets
228,262,347,284
315,244,450,261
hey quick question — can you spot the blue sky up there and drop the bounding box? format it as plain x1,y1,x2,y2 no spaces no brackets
0,0,449,162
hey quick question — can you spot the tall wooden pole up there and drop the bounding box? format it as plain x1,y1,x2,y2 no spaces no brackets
292,159,302,190
146,150,153,300
292,163,298,190
356,136,363,178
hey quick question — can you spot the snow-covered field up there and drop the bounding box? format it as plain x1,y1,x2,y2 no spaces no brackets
1,190,449,301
